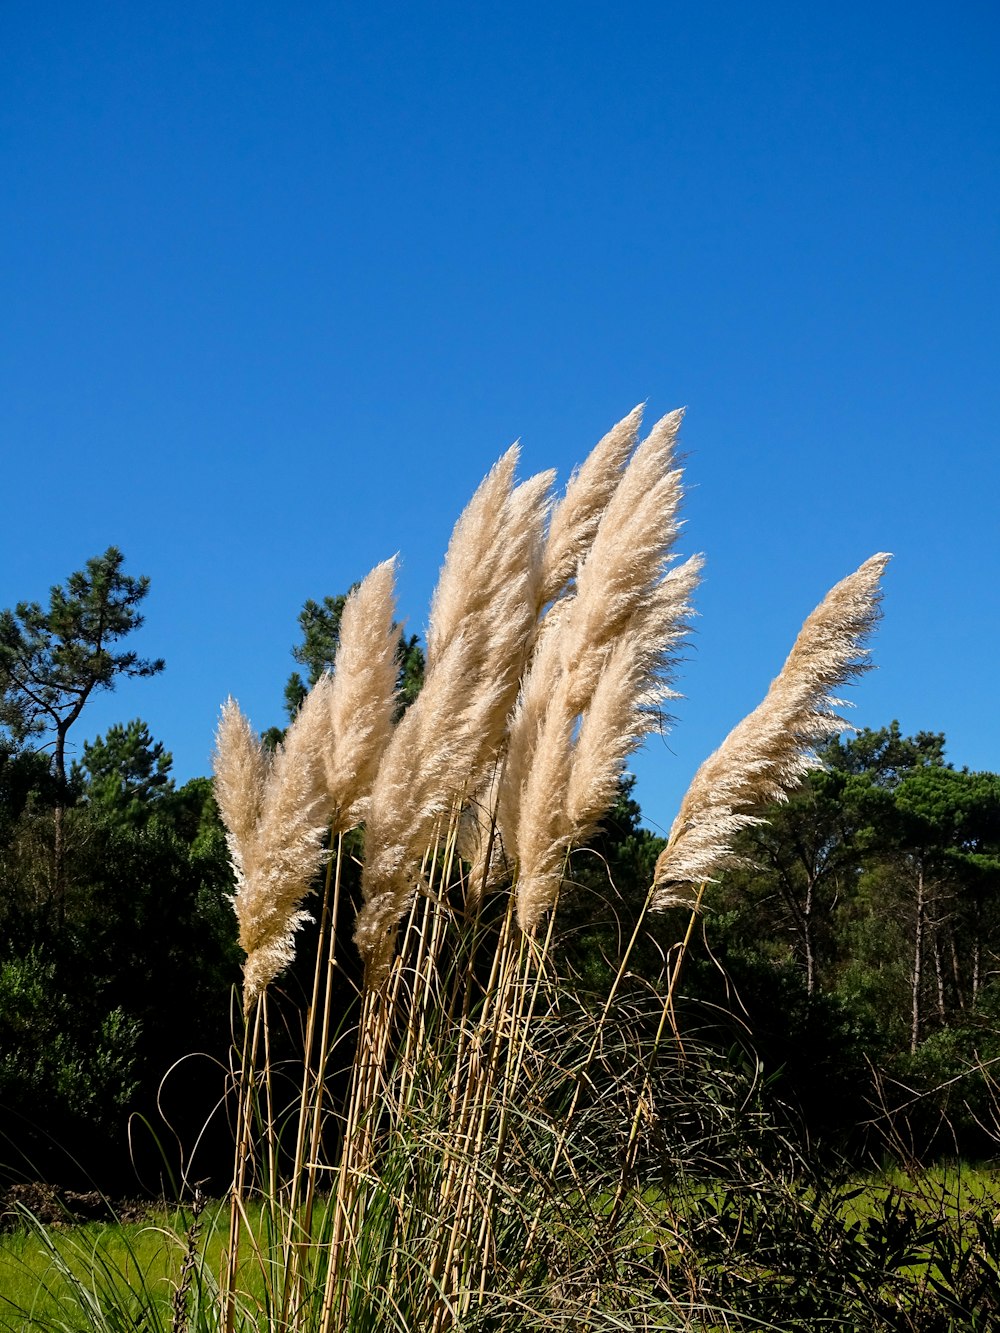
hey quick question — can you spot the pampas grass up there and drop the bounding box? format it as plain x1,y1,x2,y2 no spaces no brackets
207,405,890,1333
538,404,643,608
321,556,401,834
652,551,891,907
502,411,696,931
354,452,554,984
215,687,333,1009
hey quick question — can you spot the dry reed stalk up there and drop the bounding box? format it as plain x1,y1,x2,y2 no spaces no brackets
604,883,706,1239
394,811,463,1110
280,836,348,1313
465,907,564,1311
321,851,447,1333
450,905,522,1135
429,924,530,1328
652,552,891,906
222,995,265,1333
324,920,446,1331
321,988,383,1328
354,452,554,985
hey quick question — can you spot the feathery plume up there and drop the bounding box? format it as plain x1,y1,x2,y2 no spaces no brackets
503,411,696,931
460,412,660,898
354,456,554,984
426,446,520,669
538,404,644,608
213,684,334,1010
213,699,268,862
354,632,481,980
323,556,400,832
652,553,891,908
503,411,685,845
514,556,702,933
566,556,704,838
456,767,510,903
559,410,684,708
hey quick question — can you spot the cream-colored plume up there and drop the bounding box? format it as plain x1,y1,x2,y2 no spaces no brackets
214,558,404,1007
323,556,400,832
459,407,658,903
214,686,334,1010
652,553,891,908
502,410,685,850
538,405,643,608
456,756,512,908
513,557,702,933
559,410,685,709
503,411,698,932
213,699,269,864
354,452,554,984
565,557,704,839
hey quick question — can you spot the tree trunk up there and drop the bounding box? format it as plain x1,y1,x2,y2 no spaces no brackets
932,925,946,1021
52,725,68,929
911,863,925,1055
803,876,815,997
950,934,964,1010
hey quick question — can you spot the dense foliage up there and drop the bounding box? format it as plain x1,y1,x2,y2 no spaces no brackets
1,552,999,1198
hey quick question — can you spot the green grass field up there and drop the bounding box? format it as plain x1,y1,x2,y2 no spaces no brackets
0,1197,235,1331
2,1165,998,1332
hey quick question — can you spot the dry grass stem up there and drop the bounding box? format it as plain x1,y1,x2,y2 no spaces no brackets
652,551,891,906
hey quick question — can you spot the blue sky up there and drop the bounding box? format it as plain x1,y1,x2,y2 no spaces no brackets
2,1,997,836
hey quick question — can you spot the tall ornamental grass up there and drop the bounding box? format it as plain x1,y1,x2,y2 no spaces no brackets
210,406,889,1331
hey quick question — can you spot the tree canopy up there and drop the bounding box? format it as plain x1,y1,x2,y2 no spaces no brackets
0,546,164,781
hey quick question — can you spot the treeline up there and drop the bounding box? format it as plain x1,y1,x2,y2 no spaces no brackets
0,551,239,1190
1,549,999,1191
612,723,1000,1162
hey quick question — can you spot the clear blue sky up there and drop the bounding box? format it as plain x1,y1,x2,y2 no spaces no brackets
2,1,997,836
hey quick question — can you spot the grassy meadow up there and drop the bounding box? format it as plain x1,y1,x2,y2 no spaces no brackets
3,1165,1000,1331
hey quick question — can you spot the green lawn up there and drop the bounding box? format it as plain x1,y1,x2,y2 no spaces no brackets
0,1199,230,1331
2,1167,999,1331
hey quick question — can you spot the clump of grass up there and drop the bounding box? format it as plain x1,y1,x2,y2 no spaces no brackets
199,406,893,1331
